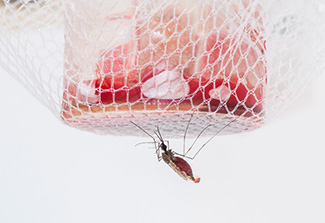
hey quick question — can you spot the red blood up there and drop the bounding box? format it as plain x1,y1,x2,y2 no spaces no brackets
173,157,194,177
186,77,264,114
137,6,192,69
96,42,136,74
197,34,266,90
182,32,266,114
94,70,141,104
95,42,142,104
88,24,266,115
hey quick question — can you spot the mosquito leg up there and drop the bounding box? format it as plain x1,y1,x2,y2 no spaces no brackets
138,141,160,160
183,113,194,155
154,131,162,143
135,141,157,147
186,116,240,160
173,151,195,160
155,126,164,143
131,121,156,141
131,121,159,159
157,149,162,162
165,140,170,150
184,124,213,157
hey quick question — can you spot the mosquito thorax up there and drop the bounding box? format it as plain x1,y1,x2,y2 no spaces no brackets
161,153,171,164
161,150,173,163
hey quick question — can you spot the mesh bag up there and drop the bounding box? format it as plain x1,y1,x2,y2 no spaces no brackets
1,0,324,137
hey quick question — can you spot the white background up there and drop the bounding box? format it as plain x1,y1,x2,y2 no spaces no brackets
0,67,325,223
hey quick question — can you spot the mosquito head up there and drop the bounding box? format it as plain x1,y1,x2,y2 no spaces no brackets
159,142,167,152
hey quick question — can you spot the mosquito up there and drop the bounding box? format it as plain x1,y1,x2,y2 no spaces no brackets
131,114,239,183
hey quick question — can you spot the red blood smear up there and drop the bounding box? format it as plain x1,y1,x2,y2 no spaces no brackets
137,6,192,69
183,32,266,114
94,71,141,104
173,157,194,177
90,27,266,115
96,42,136,74
93,71,263,114
95,42,142,104
186,78,264,114
198,34,266,88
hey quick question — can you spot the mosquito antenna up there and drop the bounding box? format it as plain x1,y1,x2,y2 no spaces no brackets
131,121,156,141
186,115,241,160
131,121,160,159
183,113,194,155
154,126,164,143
